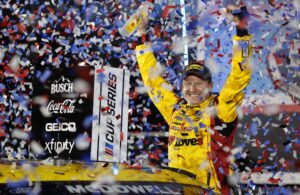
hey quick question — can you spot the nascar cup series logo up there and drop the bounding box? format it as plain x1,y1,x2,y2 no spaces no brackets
51,76,74,94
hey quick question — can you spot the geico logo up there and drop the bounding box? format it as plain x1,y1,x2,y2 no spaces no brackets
47,99,76,114
51,83,73,94
45,122,76,132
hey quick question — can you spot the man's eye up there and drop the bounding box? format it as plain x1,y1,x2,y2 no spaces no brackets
195,83,203,85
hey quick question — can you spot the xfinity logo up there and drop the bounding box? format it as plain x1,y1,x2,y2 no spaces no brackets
51,76,73,94
45,122,76,132
45,138,75,154
47,99,76,114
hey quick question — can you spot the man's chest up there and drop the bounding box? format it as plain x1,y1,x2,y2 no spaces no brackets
170,108,211,138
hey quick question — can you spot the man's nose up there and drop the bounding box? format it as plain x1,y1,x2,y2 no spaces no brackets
189,84,196,91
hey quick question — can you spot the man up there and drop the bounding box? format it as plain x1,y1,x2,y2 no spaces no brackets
135,6,252,194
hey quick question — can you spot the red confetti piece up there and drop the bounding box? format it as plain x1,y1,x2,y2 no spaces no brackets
115,114,121,120
273,54,283,64
111,29,118,36
129,91,138,99
257,150,268,164
161,5,177,19
143,110,151,117
154,25,161,37
82,42,90,47
149,153,160,161
197,36,203,43
0,16,9,28
96,68,105,73
61,19,75,32
47,6,55,14
16,23,26,33
101,106,110,112
120,132,124,141
131,42,137,49
85,137,91,143
273,79,282,90
0,130,6,137
268,177,280,184
98,96,104,101
97,30,103,37
255,138,260,148
252,166,263,172
210,10,221,16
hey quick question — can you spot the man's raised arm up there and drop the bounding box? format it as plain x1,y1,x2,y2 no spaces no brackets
217,6,253,123
135,20,179,124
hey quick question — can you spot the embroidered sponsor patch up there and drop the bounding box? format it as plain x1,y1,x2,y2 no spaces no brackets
239,40,249,58
186,64,204,71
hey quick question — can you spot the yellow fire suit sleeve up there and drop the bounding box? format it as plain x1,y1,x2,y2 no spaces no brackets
217,35,253,123
136,43,179,125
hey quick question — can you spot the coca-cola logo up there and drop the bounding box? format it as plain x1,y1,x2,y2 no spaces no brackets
51,76,74,94
47,99,76,114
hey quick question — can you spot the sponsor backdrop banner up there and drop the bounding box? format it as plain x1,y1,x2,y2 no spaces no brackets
32,66,129,162
0,181,205,195
91,66,130,162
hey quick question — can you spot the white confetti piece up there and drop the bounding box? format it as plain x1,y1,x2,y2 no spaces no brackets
8,55,20,72
12,129,29,140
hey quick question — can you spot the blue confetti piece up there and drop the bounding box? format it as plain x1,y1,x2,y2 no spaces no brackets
174,104,180,110
193,127,198,135
263,140,270,146
284,144,292,152
6,180,29,188
55,118,61,123
175,9,184,17
218,167,225,174
248,179,257,191
0,83,5,91
250,122,258,136
112,162,119,175
136,139,144,148
263,128,269,136
39,69,52,83
199,122,206,128
152,42,166,53
83,115,97,129
97,73,106,83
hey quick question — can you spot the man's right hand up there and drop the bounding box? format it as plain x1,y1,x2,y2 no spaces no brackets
136,18,148,37
223,5,250,30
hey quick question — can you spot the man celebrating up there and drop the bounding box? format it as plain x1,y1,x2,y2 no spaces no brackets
135,5,252,194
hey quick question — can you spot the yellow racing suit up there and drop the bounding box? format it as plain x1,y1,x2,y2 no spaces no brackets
136,35,252,194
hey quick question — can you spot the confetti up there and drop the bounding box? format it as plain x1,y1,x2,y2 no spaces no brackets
0,1,298,194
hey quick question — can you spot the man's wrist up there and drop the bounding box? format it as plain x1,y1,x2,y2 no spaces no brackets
236,27,249,37
137,33,149,45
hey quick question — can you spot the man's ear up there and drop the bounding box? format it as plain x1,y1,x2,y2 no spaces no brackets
209,81,213,91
